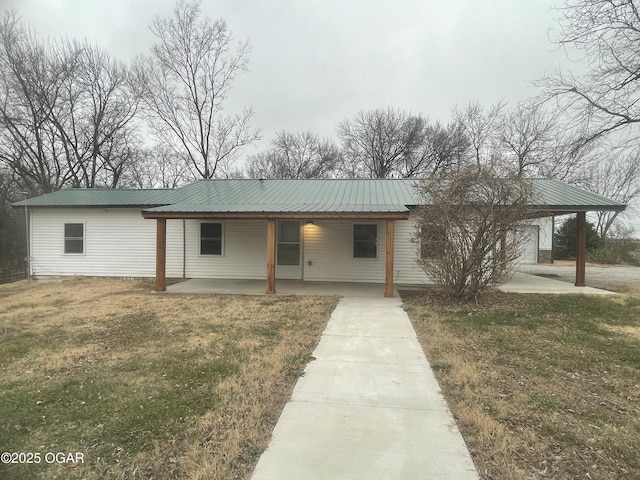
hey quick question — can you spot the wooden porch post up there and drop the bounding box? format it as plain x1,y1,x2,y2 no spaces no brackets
266,219,276,294
575,211,586,287
385,219,395,298
155,218,167,292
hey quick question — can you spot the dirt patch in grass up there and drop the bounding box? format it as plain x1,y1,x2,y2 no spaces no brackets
0,278,338,480
402,289,640,480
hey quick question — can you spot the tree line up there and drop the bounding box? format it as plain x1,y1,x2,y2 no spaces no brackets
1,0,640,270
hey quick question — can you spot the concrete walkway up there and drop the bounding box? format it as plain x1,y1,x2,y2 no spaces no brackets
250,296,479,480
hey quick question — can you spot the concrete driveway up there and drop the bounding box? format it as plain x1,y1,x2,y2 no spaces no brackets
518,263,640,290
499,272,617,295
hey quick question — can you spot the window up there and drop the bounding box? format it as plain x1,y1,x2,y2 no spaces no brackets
353,224,377,258
200,222,223,255
64,223,84,254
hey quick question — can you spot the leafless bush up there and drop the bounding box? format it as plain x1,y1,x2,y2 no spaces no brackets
414,167,534,300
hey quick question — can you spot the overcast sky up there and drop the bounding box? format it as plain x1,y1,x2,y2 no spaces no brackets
2,0,568,151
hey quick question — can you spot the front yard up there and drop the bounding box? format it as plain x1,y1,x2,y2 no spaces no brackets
403,289,640,479
4,277,640,479
0,278,337,480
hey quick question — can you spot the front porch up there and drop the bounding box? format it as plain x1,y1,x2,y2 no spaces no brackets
145,215,407,298
164,278,398,297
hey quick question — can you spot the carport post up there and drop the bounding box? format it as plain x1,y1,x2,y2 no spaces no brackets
385,220,395,298
266,219,276,294
155,218,167,292
575,211,586,287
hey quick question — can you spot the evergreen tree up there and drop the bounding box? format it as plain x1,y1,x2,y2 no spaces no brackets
554,216,600,259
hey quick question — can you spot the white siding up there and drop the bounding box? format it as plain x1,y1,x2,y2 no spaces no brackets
302,220,387,283
28,211,441,285
30,210,555,283
184,220,266,279
394,216,430,285
30,208,184,278
301,218,429,285
536,216,553,250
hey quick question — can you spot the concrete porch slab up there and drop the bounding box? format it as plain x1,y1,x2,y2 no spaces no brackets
500,272,617,295
165,278,397,297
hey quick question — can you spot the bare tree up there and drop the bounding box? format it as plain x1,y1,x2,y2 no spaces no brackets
577,147,640,241
337,108,465,178
245,131,341,179
534,130,588,182
60,41,141,188
414,166,534,300
337,108,427,178
124,145,192,188
0,167,25,268
0,13,141,193
452,100,505,169
0,13,76,194
539,0,640,148
138,0,259,179
495,102,558,176
407,121,471,177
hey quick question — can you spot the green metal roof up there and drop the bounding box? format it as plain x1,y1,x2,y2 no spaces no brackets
13,188,179,207
13,178,626,214
145,179,415,214
528,179,625,212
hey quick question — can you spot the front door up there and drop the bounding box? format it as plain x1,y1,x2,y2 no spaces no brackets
276,220,302,279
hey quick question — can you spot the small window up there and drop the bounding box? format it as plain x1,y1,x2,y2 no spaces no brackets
64,223,84,254
200,222,223,255
353,224,377,258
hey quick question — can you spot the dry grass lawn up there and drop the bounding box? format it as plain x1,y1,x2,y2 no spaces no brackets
0,278,338,479
402,289,640,480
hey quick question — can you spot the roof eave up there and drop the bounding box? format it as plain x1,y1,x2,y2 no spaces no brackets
12,203,171,209
527,204,627,213
141,211,411,220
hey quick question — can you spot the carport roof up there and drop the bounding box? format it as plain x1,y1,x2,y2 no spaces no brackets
14,178,626,215
528,178,625,212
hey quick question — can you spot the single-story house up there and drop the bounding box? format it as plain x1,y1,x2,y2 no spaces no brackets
14,178,626,297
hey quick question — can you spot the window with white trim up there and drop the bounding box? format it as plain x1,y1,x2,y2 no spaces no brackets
64,223,84,254
200,222,223,255
353,224,377,258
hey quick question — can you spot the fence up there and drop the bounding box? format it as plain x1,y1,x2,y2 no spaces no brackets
1,263,26,284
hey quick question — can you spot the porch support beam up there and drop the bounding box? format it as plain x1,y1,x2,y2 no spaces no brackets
385,219,395,298
575,211,586,287
266,219,276,294
155,218,167,292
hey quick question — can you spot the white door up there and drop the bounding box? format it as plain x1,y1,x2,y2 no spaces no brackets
276,220,302,279
519,225,539,264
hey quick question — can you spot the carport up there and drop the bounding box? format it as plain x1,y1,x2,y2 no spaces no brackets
524,179,626,287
